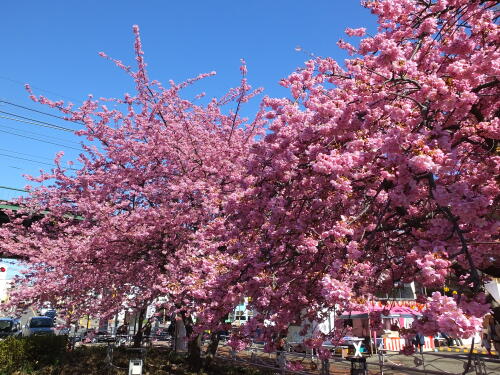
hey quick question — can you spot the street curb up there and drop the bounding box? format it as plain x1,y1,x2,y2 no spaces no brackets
437,347,497,355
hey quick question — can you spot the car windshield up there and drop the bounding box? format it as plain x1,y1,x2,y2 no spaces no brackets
0,320,13,332
29,318,53,328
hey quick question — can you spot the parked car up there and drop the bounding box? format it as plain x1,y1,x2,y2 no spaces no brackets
57,327,71,335
70,334,82,343
22,316,55,337
42,309,57,321
92,329,115,343
152,328,171,341
0,317,21,339
289,342,308,353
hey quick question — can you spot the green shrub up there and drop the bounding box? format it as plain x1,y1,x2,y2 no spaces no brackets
165,350,187,364
0,337,27,374
0,335,67,374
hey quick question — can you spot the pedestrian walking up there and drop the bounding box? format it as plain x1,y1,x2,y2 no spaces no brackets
481,315,493,356
117,323,128,335
275,334,286,368
143,321,152,347
440,332,452,346
413,332,425,354
491,317,500,358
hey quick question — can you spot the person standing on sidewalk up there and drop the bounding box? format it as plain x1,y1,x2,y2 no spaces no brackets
413,332,425,354
481,315,493,356
491,317,500,358
275,334,287,368
142,321,152,347
441,332,452,346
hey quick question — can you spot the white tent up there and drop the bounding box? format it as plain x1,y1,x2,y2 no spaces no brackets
485,280,500,303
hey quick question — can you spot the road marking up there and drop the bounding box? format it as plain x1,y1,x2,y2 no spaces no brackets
438,347,497,355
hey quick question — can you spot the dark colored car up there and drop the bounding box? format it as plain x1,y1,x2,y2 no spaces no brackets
152,328,171,341
42,309,57,321
92,330,115,343
0,318,21,339
57,327,71,335
71,335,82,342
22,316,55,337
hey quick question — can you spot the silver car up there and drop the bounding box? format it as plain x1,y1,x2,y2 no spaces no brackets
0,317,21,339
22,316,55,337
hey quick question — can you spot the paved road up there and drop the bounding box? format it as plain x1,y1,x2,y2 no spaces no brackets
1,306,68,334
19,307,37,326
217,344,500,375
367,351,500,375
18,307,65,327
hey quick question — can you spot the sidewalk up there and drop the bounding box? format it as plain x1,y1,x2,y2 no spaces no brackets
219,347,500,375
370,350,500,375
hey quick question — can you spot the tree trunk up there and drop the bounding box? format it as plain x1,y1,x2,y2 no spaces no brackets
204,331,220,368
204,315,227,368
133,308,146,348
174,315,187,351
187,334,203,372
181,312,203,372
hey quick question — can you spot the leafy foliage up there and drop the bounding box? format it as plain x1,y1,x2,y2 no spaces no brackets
0,336,66,374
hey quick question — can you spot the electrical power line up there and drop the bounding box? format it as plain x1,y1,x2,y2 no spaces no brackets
0,147,83,173
0,111,75,132
0,153,57,167
0,147,57,162
0,127,82,151
0,185,27,193
0,122,82,146
0,153,77,171
0,99,84,125
0,76,82,102
0,147,82,165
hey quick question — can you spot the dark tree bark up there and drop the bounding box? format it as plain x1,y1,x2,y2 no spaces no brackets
133,307,146,348
181,311,203,372
187,334,203,372
204,331,221,368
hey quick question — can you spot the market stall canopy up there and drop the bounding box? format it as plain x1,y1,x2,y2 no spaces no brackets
485,281,500,303
339,305,422,319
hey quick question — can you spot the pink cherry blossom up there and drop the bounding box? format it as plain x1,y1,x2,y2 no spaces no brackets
1,0,497,353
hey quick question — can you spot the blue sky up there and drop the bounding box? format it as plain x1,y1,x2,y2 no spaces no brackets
0,1,377,201
0,260,22,280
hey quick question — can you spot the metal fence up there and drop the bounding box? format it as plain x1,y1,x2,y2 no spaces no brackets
373,350,499,375
215,342,500,375
75,334,500,375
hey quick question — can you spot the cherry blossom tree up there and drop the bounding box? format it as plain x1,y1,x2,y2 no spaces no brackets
0,0,498,358
200,0,499,347
0,25,264,357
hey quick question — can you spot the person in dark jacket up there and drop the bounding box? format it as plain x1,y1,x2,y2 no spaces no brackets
143,321,152,347
414,333,425,353
117,323,129,335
